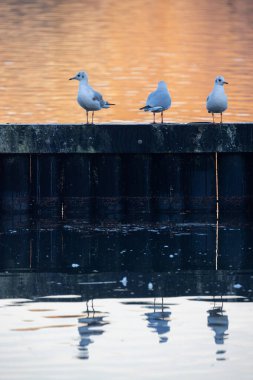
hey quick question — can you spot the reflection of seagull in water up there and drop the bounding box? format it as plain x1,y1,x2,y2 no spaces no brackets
144,298,171,343
69,71,115,124
140,81,172,124
78,299,109,360
207,296,229,353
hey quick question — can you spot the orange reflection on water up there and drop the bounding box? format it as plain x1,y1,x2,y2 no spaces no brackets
0,0,252,123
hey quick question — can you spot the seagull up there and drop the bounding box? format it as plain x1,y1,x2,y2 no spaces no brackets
69,71,115,124
140,81,171,124
206,75,228,123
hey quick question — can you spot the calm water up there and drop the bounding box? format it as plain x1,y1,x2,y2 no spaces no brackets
0,216,253,379
1,297,253,380
0,0,253,123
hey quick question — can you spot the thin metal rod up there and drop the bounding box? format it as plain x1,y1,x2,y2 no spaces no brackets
215,151,219,271
215,216,219,271
215,152,219,221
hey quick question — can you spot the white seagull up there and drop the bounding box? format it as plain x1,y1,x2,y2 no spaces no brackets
69,71,115,124
206,75,228,123
140,81,171,124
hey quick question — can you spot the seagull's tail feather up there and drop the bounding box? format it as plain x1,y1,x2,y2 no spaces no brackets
103,102,115,109
140,105,164,112
139,105,151,112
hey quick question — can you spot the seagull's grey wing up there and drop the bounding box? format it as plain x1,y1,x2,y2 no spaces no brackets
206,93,212,112
146,90,157,106
93,89,115,108
147,89,171,109
93,90,105,106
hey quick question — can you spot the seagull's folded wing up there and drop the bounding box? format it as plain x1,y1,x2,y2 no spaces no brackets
93,90,114,108
148,106,164,112
146,89,171,110
93,90,104,104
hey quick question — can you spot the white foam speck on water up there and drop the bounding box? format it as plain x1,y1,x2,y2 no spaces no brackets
233,284,242,289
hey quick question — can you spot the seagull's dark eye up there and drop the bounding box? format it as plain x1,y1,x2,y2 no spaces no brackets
77,74,80,77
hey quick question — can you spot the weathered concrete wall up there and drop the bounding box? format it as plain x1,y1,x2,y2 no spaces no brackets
0,123,253,217
0,123,253,153
0,153,218,216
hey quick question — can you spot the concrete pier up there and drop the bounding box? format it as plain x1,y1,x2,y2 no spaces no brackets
0,123,253,153
0,123,252,217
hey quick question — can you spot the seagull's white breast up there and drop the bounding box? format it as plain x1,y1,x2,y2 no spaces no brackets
206,86,228,113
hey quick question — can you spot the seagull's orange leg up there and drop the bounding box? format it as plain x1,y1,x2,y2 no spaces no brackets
220,113,223,124
212,113,215,124
161,111,164,124
92,111,94,124
153,112,156,124
86,111,89,124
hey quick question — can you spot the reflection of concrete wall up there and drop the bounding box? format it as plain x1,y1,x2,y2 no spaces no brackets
219,226,252,270
0,271,252,300
1,219,253,273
